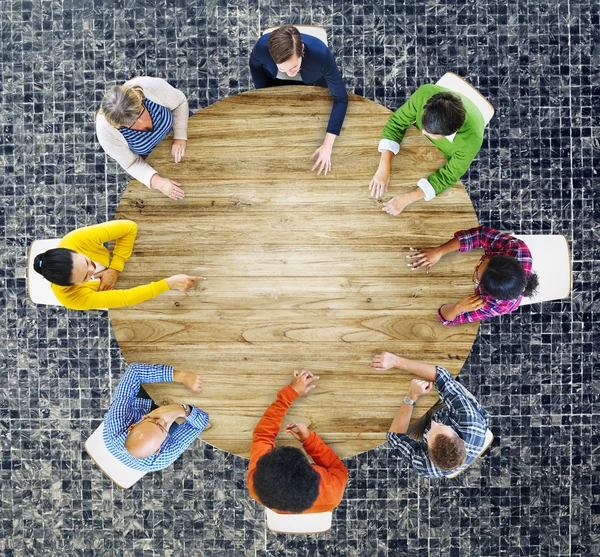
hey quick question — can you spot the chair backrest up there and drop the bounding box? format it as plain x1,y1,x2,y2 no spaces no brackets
445,428,495,479
84,421,147,489
514,235,572,306
436,72,495,126
266,508,333,534
28,239,106,308
262,25,328,83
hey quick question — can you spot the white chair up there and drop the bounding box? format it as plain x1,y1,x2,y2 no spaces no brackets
262,25,328,82
446,429,495,479
85,421,147,489
514,235,572,306
27,239,105,307
436,72,495,126
266,508,333,534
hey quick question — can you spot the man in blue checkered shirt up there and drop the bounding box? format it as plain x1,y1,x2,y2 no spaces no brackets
371,352,490,478
103,362,209,472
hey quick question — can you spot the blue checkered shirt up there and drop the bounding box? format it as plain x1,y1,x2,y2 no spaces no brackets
387,367,489,478
103,362,209,472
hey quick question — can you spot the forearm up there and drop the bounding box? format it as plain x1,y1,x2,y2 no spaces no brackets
439,302,461,323
436,236,461,257
378,149,394,170
392,356,437,382
389,400,414,434
323,132,336,147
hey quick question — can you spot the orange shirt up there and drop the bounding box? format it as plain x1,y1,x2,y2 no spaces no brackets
247,384,348,514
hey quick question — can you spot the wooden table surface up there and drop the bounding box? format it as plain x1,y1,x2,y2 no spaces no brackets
111,87,480,459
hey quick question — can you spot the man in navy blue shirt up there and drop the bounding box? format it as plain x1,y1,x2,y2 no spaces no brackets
250,25,348,176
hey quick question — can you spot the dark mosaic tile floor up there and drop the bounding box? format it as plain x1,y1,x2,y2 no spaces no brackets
0,0,598,555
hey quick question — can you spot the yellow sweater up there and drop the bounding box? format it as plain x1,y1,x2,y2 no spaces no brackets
52,220,169,310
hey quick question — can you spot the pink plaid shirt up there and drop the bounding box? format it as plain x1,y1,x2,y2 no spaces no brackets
438,226,533,326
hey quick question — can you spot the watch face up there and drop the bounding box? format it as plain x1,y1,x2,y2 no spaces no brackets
404,396,415,406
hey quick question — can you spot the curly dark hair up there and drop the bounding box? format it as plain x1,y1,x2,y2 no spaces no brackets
429,433,467,471
252,446,320,512
480,255,539,300
421,92,466,136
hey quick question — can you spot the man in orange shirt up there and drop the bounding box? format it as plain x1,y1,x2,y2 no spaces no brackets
247,370,348,514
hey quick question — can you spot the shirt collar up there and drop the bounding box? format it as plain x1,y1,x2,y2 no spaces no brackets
446,132,457,142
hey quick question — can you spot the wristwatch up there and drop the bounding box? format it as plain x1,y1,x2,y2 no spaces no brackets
403,396,416,406
181,404,192,417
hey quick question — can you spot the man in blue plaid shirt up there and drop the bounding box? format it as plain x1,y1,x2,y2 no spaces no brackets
371,353,489,478
103,362,209,472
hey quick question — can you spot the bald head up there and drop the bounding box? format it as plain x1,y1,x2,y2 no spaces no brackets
125,421,166,459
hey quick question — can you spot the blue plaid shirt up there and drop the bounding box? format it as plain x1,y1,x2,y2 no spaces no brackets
387,367,489,478
103,362,209,472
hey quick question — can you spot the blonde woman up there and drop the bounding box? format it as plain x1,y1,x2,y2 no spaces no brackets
96,76,190,200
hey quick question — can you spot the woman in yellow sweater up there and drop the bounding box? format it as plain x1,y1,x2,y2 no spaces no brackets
33,220,204,310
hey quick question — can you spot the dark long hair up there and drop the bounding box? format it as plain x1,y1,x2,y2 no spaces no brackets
33,248,77,287
480,255,539,300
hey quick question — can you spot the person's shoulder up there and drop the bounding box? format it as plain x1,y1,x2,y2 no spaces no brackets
412,83,442,99
251,33,270,55
302,34,331,58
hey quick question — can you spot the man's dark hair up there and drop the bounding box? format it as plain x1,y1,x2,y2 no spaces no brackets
421,92,466,136
252,446,320,512
429,433,467,470
267,25,303,65
480,255,539,300
33,248,77,286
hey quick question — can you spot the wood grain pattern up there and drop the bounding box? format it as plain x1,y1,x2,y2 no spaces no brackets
112,87,480,459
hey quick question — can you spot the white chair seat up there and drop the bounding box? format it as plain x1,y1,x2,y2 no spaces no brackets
85,421,147,489
436,72,495,126
28,239,105,308
262,25,328,82
446,428,494,479
514,235,572,306
266,508,333,534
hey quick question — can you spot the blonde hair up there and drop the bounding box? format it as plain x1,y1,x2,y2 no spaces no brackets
99,85,145,128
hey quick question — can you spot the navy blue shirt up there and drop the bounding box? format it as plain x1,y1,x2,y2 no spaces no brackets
250,33,348,136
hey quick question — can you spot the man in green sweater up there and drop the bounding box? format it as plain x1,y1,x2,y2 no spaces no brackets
369,84,485,215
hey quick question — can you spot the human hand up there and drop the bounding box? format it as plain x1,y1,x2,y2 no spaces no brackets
171,139,187,163
382,193,412,216
149,403,187,421
455,294,486,313
150,174,185,200
94,268,120,291
407,379,433,402
174,370,203,394
166,274,206,292
289,369,319,396
310,138,334,176
369,166,390,199
370,352,401,371
286,422,311,443
406,246,443,273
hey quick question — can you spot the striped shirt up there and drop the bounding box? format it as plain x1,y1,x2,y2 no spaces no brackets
103,362,209,472
119,98,174,156
387,367,489,478
438,226,534,326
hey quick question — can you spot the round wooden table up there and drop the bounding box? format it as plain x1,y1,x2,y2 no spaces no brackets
111,87,480,459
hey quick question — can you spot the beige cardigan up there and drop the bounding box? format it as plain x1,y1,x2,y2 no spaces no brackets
96,76,189,187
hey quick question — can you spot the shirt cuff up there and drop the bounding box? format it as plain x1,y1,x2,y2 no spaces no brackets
417,178,436,201
302,430,319,450
378,138,400,155
437,307,454,326
108,256,126,273
186,406,210,429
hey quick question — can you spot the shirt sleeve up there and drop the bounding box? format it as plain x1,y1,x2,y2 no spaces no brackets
103,363,174,444
426,143,481,196
54,279,170,311
380,86,426,146
95,116,159,188
249,43,272,89
248,385,300,474
320,49,348,136
63,220,138,272
454,226,518,254
387,432,440,477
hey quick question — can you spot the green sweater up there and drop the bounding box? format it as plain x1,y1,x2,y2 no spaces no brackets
381,84,485,198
